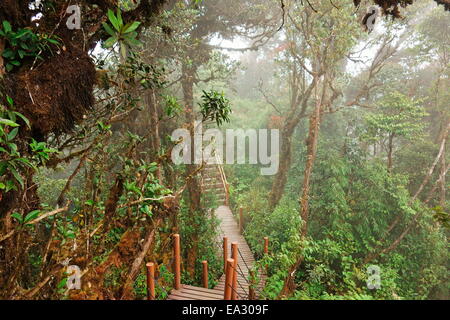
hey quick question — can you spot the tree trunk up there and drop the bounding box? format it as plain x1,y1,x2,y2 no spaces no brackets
299,93,322,238
279,87,322,298
181,64,202,278
145,89,162,182
440,143,446,207
268,77,318,210
387,134,394,173
268,123,295,210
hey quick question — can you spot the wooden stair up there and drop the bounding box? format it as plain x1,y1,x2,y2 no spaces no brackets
167,206,266,300
166,145,265,300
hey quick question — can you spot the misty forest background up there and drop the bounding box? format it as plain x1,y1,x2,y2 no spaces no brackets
0,0,449,300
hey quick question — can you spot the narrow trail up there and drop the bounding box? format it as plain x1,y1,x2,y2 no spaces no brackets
167,205,266,300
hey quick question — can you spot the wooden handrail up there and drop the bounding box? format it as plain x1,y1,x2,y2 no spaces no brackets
215,152,230,206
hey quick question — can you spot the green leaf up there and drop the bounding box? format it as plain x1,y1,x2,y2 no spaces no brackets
107,9,121,32
6,95,14,107
7,127,19,141
2,21,12,33
20,42,30,50
46,38,60,45
15,29,31,39
2,49,15,59
123,21,141,34
102,22,116,36
57,277,68,289
13,112,30,128
0,182,5,189
18,50,25,59
9,166,24,189
116,9,123,28
124,36,142,47
103,36,117,48
0,118,19,127
11,212,23,223
6,63,13,72
0,162,6,175
24,210,40,223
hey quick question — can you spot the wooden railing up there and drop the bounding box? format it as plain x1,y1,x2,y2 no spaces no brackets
215,152,230,206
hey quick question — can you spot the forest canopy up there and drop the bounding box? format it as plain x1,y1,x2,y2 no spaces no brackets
0,0,448,301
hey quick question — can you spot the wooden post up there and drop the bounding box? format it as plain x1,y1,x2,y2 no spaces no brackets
248,270,256,300
264,237,269,255
202,261,209,289
223,236,228,273
231,242,239,300
263,237,269,274
173,234,181,290
146,263,155,300
239,207,244,234
224,258,234,300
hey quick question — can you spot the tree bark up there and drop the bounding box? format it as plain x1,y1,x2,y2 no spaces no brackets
412,122,449,202
268,77,318,210
439,143,446,207
279,83,323,298
145,89,162,182
299,94,322,238
387,134,394,173
181,64,202,278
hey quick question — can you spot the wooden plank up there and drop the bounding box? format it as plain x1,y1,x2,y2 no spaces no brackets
182,285,223,295
169,290,222,300
177,288,224,299
167,295,196,300
166,204,265,301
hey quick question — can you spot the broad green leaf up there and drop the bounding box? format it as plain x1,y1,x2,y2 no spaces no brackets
24,210,40,223
9,166,24,189
57,277,67,289
102,22,116,36
103,36,117,48
107,9,121,31
123,21,141,34
2,21,12,33
125,36,142,47
11,212,23,223
116,9,123,28
7,127,18,141
0,118,19,127
6,95,14,107
2,49,15,59
13,112,30,128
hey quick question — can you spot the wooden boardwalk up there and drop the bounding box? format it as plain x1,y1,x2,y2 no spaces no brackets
167,206,266,300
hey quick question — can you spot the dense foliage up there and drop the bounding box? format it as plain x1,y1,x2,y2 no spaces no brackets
0,0,448,301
